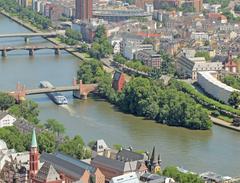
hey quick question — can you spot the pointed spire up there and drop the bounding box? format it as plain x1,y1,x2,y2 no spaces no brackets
31,128,37,148
158,154,161,165
150,146,157,164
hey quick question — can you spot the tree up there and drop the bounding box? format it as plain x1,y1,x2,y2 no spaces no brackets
38,132,56,153
9,100,39,124
0,92,15,110
59,135,91,159
45,119,65,136
228,91,240,108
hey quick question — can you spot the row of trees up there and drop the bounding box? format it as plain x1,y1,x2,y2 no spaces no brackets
113,54,153,73
77,60,212,130
88,25,113,59
59,28,82,45
0,0,51,29
0,92,91,159
113,51,176,78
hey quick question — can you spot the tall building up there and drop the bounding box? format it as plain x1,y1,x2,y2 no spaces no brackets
75,0,92,20
193,0,203,13
29,128,39,179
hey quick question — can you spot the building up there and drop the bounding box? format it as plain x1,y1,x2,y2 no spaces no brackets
32,162,62,183
29,128,39,179
140,173,175,183
144,3,154,13
112,71,125,92
224,51,237,73
75,0,92,20
135,50,162,68
197,71,240,104
40,152,105,182
193,0,203,12
0,131,34,183
0,112,16,128
93,8,152,22
177,55,223,80
110,172,139,183
91,155,147,181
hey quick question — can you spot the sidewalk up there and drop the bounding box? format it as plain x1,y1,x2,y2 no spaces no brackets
210,116,240,132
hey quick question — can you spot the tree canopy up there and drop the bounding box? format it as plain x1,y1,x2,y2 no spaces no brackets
9,100,39,124
0,92,15,111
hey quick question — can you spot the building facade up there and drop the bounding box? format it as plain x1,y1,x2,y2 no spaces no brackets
135,50,162,68
75,0,92,20
177,55,223,80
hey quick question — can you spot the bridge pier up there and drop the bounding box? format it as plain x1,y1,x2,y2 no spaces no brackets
29,49,34,56
54,48,60,55
1,49,7,57
24,37,30,43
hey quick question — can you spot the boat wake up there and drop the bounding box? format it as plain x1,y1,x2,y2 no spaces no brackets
60,105,77,117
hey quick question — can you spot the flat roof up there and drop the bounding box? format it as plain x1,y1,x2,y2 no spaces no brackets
198,71,240,93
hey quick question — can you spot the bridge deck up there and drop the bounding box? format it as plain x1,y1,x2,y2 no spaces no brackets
0,32,58,38
25,86,80,95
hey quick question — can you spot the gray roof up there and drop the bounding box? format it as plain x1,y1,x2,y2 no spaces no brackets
92,155,138,172
40,152,96,180
34,162,61,182
116,149,144,162
113,71,122,81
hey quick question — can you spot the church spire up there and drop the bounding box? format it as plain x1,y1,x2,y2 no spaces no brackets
150,146,157,164
31,128,37,148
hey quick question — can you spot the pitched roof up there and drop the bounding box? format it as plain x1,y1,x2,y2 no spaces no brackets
113,71,123,81
34,162,61,182
31,128,37,148
116,149,144,162
40,152,96,180
92,155,138,172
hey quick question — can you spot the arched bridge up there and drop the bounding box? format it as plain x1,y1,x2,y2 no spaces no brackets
0,32,62,42
8,80,98,102
0,45,82,57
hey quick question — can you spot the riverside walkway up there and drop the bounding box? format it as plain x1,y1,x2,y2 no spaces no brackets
210,116,240,132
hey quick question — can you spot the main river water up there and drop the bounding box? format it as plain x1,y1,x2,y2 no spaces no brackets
0,14,240,176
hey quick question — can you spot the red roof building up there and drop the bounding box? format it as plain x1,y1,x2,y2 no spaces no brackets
112,71,125,92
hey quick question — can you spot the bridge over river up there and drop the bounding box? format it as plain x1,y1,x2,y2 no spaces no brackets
0,32,62,42
7,80,98,102
0,45,81,57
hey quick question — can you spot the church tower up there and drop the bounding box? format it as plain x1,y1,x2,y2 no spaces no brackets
149,146,161,174
29,128,39,179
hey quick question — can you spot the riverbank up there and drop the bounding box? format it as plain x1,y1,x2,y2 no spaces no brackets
210,116,240,132
0,10,86,60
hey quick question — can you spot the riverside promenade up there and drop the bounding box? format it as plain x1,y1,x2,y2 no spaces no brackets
210,116,240,132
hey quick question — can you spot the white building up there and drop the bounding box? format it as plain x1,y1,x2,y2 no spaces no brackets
145,3,154,13
177,55,223,80
191,32,209,41
0,112,16,128
110,36,123,54
197,71,240,104
110,172,139,183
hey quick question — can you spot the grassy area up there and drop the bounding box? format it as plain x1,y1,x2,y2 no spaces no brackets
218,115,233,123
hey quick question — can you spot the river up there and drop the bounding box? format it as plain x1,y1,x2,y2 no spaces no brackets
0,14,240,177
